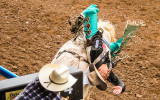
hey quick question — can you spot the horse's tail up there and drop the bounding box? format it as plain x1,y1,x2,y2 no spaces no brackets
98,19,116,42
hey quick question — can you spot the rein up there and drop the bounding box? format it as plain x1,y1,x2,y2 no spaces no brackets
56,50,90,64
102,38,110,46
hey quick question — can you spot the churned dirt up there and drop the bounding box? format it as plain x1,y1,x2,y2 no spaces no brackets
0,0,160,99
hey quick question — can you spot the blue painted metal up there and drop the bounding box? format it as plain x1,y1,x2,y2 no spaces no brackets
0,66,18,78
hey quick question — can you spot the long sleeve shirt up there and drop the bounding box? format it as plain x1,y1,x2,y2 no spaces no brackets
107,71,126,93
14,77,62,100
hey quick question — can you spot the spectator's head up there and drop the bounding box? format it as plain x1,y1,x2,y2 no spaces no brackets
39,63,77,91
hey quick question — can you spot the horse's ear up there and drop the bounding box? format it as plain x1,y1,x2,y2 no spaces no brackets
68,16,72,26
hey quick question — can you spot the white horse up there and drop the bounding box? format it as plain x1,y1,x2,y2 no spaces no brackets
51,19,116,100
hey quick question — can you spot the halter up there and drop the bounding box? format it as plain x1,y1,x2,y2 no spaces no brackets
70,14,85,34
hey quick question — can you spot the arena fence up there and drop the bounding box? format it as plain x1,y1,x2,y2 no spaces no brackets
0,66,83,100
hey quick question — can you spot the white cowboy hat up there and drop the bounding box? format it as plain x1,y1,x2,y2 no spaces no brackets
39,63,77,91
88,63,107,91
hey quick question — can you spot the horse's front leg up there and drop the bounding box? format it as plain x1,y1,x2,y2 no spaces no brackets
83,84,92,100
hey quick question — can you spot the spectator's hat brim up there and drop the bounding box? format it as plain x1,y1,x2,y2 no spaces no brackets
39,63,77,92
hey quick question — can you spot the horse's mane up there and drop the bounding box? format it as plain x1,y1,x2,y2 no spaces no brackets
98,19,116,42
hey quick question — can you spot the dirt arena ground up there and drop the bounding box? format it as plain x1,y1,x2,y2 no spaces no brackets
0,0,160,99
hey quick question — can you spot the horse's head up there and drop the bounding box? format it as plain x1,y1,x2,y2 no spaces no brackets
68,14,91,48
68,14,85,34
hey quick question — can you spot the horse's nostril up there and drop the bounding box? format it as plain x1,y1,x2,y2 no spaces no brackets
71,27,77,34
78,21,82,26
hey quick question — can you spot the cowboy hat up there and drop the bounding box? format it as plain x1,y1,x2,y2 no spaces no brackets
39,63,77,91
87,63,107,91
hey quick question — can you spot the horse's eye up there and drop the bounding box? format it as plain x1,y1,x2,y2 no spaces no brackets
70,27,77,33
78,21,82,26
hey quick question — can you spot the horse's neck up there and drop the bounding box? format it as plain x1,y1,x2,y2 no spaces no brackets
51,32,88,75
52,32,87,61
72,33,86,46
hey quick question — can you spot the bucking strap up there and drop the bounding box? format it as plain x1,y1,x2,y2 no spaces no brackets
95,52,111,69
56,50,89,64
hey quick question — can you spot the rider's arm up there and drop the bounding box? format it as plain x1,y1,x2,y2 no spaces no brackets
107,71,126,93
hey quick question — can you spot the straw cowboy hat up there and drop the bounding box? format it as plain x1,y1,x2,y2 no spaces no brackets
39,63,77,91
88,63,107,91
